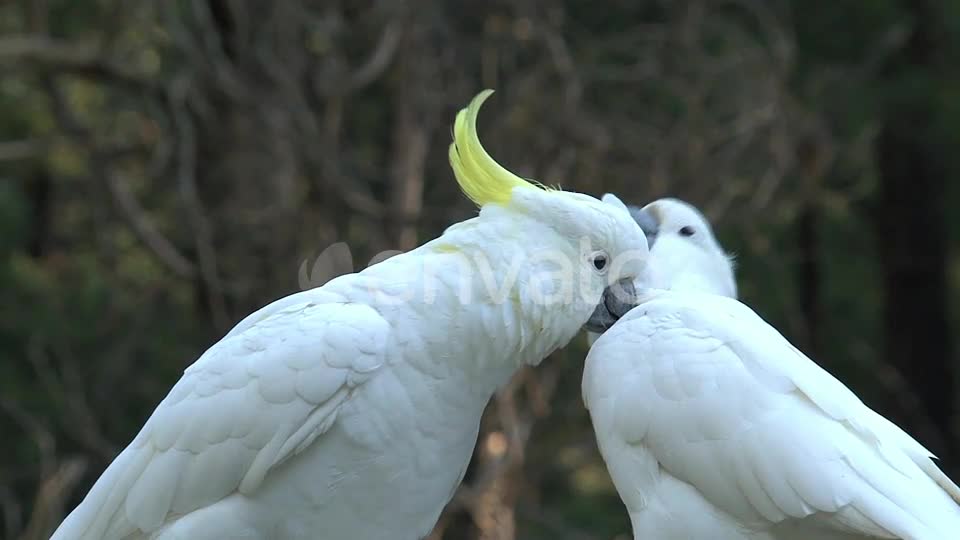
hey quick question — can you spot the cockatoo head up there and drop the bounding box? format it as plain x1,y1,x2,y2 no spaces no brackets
449,91,648,352
631,197,736,298
583,196,735,336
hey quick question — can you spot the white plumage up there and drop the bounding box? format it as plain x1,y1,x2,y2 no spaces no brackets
584,198,960,539
51,92,649,540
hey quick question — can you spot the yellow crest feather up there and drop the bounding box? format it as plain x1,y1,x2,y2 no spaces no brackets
448,90,543,207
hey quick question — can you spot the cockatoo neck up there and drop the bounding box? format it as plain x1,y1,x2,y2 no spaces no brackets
433,213,593,368
331,211,591,394
643,242,736,299
656,271,733,297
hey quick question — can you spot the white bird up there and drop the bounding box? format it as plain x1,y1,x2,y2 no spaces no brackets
583,197,960,539
51,91,649,540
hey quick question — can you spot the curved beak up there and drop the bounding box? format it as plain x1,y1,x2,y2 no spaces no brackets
630,207,659,248
584,279,640,333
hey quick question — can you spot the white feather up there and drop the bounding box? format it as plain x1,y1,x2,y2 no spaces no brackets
52,294,387,540
585,290,960,540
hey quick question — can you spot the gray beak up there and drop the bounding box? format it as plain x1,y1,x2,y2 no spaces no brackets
584,279,640,333
629,207,659,248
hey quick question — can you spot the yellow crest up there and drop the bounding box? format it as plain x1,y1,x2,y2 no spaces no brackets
448,90,545,207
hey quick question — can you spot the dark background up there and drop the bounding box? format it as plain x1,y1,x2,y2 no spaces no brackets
1,1,959,539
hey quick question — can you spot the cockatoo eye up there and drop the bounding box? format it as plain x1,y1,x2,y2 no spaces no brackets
590,251,609,273
679,226,696,237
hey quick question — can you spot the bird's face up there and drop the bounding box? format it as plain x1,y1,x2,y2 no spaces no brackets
584,196,736,336
508,189,649,341
581,194,647,333
631,198,737,299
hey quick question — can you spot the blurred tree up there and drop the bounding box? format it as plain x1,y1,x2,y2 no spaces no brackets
874,0,955,457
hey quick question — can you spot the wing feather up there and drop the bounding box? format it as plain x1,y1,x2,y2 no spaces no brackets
587,292,960,540
52,291,389,540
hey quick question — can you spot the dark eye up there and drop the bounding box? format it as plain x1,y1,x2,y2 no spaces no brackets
679,226,696,237
592,253,608,272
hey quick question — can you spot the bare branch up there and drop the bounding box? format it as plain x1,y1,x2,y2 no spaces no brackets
0,139,44,162
41,76,197,280
347,20,403,91
0,35,98,66
168,75,231,329
0,35,159,95
17,458,87,540
105,171,198,278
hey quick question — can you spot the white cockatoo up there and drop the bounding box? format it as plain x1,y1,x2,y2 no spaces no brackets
51,91,649,540
585,196,735,345
583,197,960,539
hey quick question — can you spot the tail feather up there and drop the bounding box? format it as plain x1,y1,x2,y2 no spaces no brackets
917,457,960,507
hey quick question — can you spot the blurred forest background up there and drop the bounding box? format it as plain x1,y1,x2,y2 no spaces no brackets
2,0,960,539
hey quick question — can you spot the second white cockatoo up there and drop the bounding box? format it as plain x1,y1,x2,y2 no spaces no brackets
583,197,960,539
585,195,735,345
51,91,649,540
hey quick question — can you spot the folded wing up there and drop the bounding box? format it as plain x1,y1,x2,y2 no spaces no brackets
587,292,960,540
52,292,389,539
